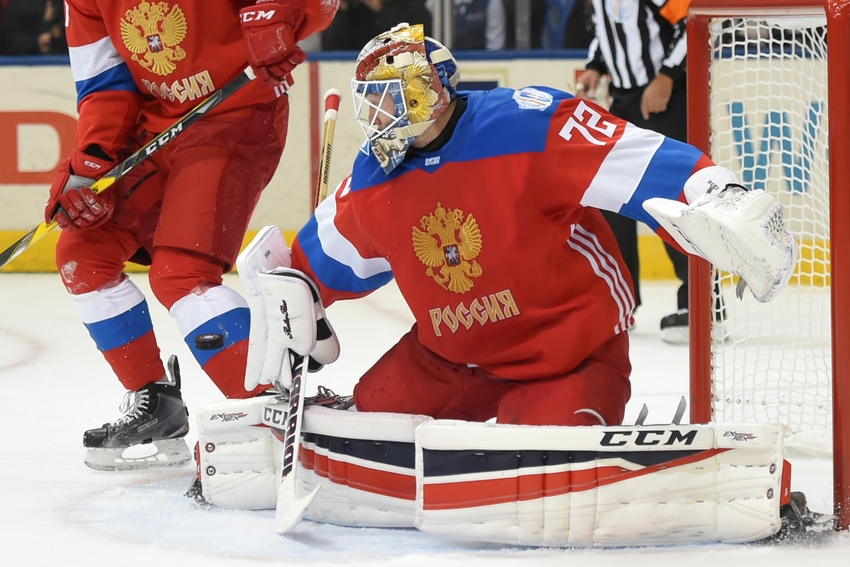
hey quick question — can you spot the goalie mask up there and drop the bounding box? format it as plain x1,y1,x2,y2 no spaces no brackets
352,23,460,174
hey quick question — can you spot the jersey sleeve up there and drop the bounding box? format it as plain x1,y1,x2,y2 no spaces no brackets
540,96,715,234
65,0,141,160
291,176,393,306
296,0,339,41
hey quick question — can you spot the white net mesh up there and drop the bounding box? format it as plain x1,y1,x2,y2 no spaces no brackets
706,16,832,455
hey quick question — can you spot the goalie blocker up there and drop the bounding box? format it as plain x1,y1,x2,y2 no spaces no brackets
193,398,793,546
235,225,340,392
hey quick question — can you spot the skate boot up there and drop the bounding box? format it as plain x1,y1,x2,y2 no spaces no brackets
83,355,191,471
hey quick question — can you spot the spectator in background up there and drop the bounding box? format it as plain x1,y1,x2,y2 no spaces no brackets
562,0,594,49
322,0,432,50
503,0,546,49
0,0,67,55
543,0,594,49
452,0,506,50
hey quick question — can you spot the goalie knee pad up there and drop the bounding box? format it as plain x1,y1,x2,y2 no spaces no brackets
196,396,280,509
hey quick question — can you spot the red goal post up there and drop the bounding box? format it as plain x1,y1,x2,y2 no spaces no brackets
687,0,850,530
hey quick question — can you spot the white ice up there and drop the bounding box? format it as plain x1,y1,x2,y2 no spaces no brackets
1,274,848,566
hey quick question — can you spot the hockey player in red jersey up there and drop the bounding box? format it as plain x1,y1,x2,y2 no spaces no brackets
189,24,802,542
271,23,796,428
44,0,338,471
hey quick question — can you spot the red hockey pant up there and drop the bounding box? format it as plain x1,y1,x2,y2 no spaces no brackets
353,327,632,426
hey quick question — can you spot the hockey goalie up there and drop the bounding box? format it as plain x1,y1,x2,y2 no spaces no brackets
185,23,818,546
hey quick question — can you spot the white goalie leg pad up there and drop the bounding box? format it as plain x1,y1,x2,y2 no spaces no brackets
196,396,279,510
235,225,292,391
415,421,785,547
644,184,798,303
292,405,432,528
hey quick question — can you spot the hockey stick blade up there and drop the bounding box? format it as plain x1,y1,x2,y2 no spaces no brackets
273,352,314,535
275,475,320,534
0,68,257,270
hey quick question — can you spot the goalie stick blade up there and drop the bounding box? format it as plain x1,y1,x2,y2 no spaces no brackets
274,477,320,534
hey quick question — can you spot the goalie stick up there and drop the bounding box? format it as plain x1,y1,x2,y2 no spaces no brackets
313,88,342,209
274,88,342,535
0,67,258,270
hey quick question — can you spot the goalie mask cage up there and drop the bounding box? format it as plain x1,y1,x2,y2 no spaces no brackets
688,0,850,530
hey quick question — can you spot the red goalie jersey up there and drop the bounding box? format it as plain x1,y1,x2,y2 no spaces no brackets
64,0,337,158
292,87,715,382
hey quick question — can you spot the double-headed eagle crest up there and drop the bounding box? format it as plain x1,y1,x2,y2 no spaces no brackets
412,203,483,294
121,1,188,76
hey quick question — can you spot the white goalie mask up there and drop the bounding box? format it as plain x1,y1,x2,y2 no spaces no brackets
351,23,460,174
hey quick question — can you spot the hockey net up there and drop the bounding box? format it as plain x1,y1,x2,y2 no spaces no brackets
688,0,850,529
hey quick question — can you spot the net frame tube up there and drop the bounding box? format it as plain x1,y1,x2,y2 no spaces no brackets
687,0,850,530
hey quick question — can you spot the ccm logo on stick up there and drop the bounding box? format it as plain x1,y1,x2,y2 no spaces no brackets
144,124,184,156
600,429,698,447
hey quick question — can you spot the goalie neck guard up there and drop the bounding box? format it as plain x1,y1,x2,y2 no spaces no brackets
352,23,460,174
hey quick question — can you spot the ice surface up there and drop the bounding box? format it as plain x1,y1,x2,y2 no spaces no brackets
1,274,847,566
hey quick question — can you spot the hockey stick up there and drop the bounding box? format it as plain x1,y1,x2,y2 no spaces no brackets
313,88,341,209
0,67,257,270
273,351,318,533
274,88,342,535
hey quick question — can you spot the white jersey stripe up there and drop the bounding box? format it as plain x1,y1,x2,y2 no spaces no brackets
580,122,665,213
68,36,125,82
568,225,635,333
315,187,392,280
573,224,635,317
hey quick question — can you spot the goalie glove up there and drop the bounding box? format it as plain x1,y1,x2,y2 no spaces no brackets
644,179,798,303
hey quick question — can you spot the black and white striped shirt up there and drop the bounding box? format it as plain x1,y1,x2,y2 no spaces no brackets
586,0,689,90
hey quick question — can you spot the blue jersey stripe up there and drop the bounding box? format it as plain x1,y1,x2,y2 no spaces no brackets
185,307,251,367
350,88,564,191
299,216,394,294
84,300,153,352
75,63,139,104
622,137,704,228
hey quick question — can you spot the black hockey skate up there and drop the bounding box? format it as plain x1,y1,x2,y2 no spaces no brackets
83,355,191,471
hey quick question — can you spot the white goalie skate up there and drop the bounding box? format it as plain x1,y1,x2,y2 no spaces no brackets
83,355,191,471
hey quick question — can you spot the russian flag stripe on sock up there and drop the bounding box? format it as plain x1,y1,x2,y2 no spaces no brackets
84,300,155,352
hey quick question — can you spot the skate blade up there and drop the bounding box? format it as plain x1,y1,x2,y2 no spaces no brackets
84,438,192,472
661,325,689,345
